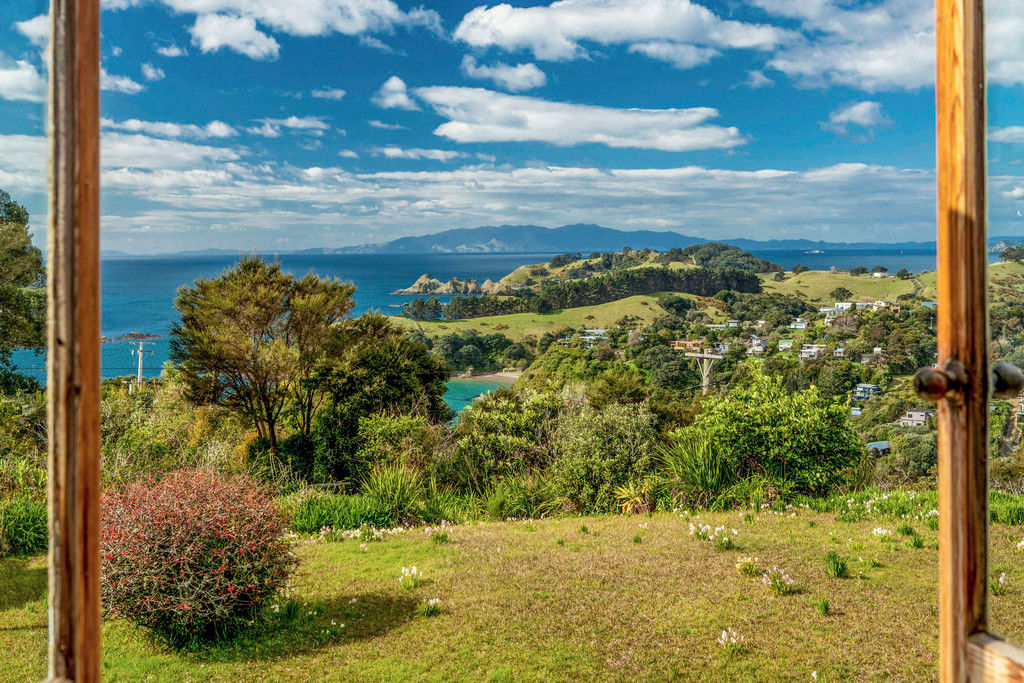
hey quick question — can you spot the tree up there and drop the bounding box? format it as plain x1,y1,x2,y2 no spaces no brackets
1000,246,1024,262
829,286,853,301
896,268,912,280
791,264,808,274
871,265,888,274
0,189,45,378
850,266,868,276
169,256,355,455
310,318,452,482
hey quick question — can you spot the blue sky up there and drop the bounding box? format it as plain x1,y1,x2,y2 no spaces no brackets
1,0,1022,253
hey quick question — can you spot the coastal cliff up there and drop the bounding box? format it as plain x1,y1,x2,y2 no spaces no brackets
393,274,486,295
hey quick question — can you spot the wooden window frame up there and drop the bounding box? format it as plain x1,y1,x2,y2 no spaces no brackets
39,0,1024,680
935,0,1024,679
47,0,101,680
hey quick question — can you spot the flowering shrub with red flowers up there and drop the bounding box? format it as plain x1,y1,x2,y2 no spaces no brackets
101,469,295,647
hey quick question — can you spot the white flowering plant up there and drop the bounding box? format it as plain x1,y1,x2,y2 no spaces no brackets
399,566,423,591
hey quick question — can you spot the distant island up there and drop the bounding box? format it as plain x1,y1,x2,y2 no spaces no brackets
98,223,1024,259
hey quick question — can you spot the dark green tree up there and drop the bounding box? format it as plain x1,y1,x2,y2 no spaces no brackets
169,256,355,454
0,189,45,381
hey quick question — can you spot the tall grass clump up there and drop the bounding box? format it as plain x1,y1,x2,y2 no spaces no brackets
0,495,47,557
361,463,423,525
660,434,733,508
285,491,395,533
101,469,295,649
824,551,849,579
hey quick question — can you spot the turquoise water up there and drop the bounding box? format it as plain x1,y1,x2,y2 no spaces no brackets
443,376,516,414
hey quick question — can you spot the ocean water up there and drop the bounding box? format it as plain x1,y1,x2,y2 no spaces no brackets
12,247,968,393
444,376,516,414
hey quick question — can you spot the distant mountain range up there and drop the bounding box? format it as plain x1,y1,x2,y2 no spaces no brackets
100,223,1022,259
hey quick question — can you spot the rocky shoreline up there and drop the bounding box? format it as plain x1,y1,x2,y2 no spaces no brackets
392,273,505,296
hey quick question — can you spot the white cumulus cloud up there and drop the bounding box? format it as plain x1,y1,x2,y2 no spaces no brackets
460,56,547,92
102,68,145,94
454,0,792,61
102,117,237,139
14,14,49,47
372,76,419,110
311,87,346,100
822,101,892,137
245,116,331,137
0,57,46,102
141,63,166,81
190,14,281,60
155,44,187,57
414,86,745,152
991,127,1024,144
627,42,719,69
371,147,470,162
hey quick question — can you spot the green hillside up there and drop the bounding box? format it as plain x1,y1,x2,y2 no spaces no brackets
395,294,713,341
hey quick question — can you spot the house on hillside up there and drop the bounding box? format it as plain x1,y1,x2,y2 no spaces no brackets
560,329,609,348
799,344,827,360
727,319,739,328
778,339,795,350
861,347,886,365
746,335,767,355
669,339,704,352
706,324,727,331
855,302,872,311
789,317,809,330
835,302,854,311
921,301,938,309
854,383,882,400
833,347,845,358
872,300,901,315
900,408,937,427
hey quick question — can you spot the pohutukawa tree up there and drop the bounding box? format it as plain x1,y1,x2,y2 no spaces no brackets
169,256,355,455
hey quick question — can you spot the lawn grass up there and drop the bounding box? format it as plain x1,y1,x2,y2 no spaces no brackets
760,270,921,303
4,508,1024,681
394,294,691,341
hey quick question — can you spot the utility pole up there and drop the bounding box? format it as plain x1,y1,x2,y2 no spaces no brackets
685,352,724,395
130,341,154,390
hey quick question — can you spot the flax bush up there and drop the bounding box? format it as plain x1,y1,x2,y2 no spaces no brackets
101,469,295,648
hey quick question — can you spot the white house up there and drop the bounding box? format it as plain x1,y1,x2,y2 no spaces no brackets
789,317,809,330
835,302,854,311
778,339,795,350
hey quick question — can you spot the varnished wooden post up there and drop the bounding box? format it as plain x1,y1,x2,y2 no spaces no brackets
47,0,102,680
935,0,987,680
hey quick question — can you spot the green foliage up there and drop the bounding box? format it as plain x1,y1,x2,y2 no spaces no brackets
686,368,864,494
170,256,356,453
1000,246,1024,262
0,495,47,557
679,242,782,274
824,552,849,579
285,491,397,532
451,392,558,495
360,463,424,525
659,433,734,508
815,599,830,615
0,189,45,367
310,321,452,483
549,252,582,268
548,401,657,513
829,287,853,300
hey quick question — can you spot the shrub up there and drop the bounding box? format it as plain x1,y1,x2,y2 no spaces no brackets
360,463,424,525
0,495,47,557
548,401,657,513
815,599,830,615
824,552,849,579
685,369,864,495
494,474,558,519
101,469,295,648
